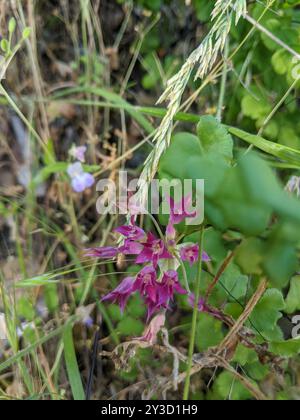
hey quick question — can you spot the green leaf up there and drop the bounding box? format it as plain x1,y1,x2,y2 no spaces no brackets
189,227,227,262
285,276,300,314
278,125,300,149
197,115,233,162
235,238,264,275
213,371,254,400
159,129,300,246
128,295,146,318
228,126,300,168
63,324,85,401
193,0,214,21
270,338,300,357
196,313,224,352
44,284,59,314
271,49,291,75
242,94,271,121
117,317,144,336
217,263,248,302
245,361,269,381
107,304,123,322
159,132,201,180
17,297,35,321
233,344,258,366
261,19,299,52
250,289,285,340
15,274,59,288
263,238,298,289
214,159,272,235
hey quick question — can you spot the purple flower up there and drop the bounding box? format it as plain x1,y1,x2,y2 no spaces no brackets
188,294,222,320
169,194,196,225
143,298,159,321
180,244,211,266
188,294,206,312
115,224,146,241
141,271,187,320
133,266,158,303
119,239,143,255
84,197,211,326
286,176,300,197
180,244,199,266
101,277,135,313
166,221,176,242
85,246,118,259
135,233,172,267
158,271,187,307
202,251,211,262
70,145,87,163
67,162,95,193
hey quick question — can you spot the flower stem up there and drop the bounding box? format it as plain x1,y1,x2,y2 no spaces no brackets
183,225,205,400
175,254,190,294
146,212,165,241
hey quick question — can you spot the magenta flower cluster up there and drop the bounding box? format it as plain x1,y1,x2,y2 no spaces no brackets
86,196,210,321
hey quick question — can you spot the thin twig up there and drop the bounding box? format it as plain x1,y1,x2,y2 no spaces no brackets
205,251,235,301
244,13,300,61
219,279,268,352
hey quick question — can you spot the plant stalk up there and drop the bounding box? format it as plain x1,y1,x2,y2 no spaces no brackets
183,225,205,400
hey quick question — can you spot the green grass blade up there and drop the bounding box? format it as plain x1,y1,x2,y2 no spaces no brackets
63,324,85,401
45,92,300,167
0,319,75,374
52,86,155,134
227,126,300,168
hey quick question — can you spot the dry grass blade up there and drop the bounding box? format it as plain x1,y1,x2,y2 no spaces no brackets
219,279,268,352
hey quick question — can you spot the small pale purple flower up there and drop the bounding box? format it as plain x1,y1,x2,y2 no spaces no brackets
286,176,300,197
101,277,135,313
85,246,118,259
70,145,87,163
202,251,211,262
67,162,95,193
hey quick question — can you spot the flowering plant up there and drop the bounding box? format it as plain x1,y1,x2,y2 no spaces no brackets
67,146,95,193
86,196,210,339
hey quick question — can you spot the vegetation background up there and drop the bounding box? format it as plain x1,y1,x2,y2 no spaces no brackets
0,0,300,400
